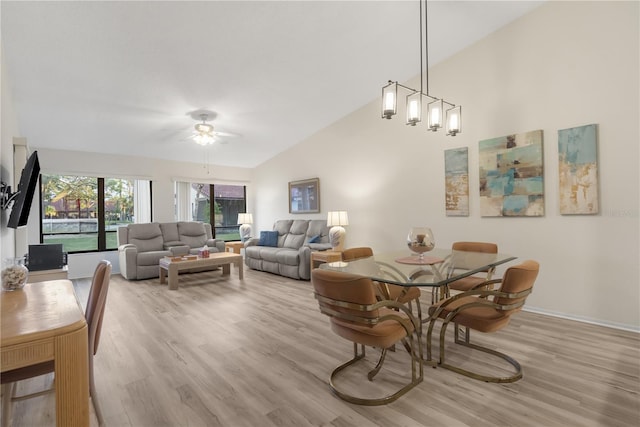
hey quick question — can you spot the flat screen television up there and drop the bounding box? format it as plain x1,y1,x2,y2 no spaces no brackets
7,150,40,229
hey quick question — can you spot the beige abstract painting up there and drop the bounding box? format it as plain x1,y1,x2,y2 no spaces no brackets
558,124,599,214
444,147,469,216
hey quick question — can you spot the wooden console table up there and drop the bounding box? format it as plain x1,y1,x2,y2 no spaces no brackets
1,280,89,426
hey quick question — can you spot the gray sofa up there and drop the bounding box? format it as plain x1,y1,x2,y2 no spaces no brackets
244,219,332,280
117,221,225,280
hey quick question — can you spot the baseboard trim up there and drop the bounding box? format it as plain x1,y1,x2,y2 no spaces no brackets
524,306,639,333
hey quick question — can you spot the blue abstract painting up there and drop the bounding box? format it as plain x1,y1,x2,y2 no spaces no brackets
479,130,545,217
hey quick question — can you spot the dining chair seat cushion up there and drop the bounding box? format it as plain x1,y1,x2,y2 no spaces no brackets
330,308,413,348
428,296,511,333
447,276,487,291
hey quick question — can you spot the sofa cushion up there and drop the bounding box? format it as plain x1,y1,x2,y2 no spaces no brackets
129,223,164,252
177,222,208,248
276,249,300,266
137,250,170,266
283,233,305,249
159,222,180,243
259,231,279,247
306,219,330,243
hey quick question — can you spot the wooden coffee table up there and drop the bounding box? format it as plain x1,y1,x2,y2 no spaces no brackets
159,252,243,290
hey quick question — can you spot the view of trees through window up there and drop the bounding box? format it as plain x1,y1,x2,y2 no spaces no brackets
41,175,138,253
189,184,246,241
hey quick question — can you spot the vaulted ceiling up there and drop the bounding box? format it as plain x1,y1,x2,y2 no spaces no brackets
2,1,543,168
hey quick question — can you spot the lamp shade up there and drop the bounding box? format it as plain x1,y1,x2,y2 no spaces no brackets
327,211,349,227
237,213,253,224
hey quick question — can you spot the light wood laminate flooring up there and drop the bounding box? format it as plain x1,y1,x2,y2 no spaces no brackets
2,268,638,426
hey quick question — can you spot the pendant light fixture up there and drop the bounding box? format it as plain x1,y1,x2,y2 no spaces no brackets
381,0,461,136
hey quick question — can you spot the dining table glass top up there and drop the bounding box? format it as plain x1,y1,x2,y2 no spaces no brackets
318,248,516,287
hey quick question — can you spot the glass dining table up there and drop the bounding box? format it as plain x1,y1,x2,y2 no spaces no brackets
318,248,517,304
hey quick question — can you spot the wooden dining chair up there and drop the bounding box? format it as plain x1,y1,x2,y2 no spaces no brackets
342,247,423,319
447,242,499,294
311,269,423,405
1,260,112,427
426,260,539,383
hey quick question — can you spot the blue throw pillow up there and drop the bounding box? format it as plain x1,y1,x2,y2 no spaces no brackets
308,234,321,243
259,231,279,247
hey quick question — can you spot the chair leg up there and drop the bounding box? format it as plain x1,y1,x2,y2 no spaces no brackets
329,335,423,406
367,348,387,380
1,383,15,427
439,320,523,383
89,353,105,426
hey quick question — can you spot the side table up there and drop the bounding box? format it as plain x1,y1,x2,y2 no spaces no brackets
225,241,245,254
310,250,342,271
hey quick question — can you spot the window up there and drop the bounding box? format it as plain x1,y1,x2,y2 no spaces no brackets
175,182,246,241
41,175,151,253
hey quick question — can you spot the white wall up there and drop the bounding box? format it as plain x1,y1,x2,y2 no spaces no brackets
253,1,639,330
31,148,253,278
0,42,20,261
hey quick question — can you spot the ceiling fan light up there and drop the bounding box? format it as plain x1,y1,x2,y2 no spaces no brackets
195,123,213,133
193,133,214,146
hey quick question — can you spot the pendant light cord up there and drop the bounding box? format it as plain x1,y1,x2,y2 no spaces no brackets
424,0,430,96
419,0,424,95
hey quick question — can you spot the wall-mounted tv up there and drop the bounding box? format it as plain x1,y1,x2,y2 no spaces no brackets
8,150,40,229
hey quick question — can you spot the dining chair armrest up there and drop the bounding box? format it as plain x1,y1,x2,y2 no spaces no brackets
469,278,503,291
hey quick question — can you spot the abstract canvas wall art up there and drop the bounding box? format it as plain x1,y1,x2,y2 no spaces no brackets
558,124,599,214
444,147,469,216
479,130,544,217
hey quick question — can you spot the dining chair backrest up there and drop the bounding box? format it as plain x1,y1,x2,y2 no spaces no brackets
341,247,374,262
494,260,539,315
451,242,498,254
311,269,379,322
85,260,112,356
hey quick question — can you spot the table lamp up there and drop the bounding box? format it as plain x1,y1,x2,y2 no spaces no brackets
327,211,348,252
237,213,253,243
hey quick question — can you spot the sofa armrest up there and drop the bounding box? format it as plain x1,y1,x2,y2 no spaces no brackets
306,243,332,251
205,239,226,253
245,237,260,247
118,244,138,280
163,240,185,250
169,245,190,256
298,246,312,280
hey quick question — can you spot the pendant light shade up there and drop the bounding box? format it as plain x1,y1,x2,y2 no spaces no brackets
446,106,462,136
427,99,443,131
381,81,398,119
406,91,422,126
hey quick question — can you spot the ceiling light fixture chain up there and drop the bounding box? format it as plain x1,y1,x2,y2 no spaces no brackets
381,0,462,136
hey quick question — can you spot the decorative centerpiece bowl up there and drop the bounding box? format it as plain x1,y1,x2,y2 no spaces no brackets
407,227,435,261
2,257,29,291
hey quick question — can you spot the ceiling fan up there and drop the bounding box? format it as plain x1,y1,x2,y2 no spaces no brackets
188,111,235,146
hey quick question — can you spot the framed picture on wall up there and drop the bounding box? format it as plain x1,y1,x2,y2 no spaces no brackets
289,178,320,214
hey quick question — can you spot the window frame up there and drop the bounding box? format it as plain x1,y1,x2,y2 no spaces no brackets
39,175,152,254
